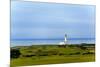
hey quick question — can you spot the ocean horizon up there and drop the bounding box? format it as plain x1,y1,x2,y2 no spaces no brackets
11,38,95,47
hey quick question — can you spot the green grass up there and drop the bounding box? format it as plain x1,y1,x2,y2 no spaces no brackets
11,45,95,67
11,55,95,67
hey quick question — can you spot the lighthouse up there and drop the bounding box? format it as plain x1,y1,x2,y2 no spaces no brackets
59,34,67,45
58,34,67,48
64,34,67,45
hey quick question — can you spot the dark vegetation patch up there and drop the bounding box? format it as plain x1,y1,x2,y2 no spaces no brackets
11,44,95,58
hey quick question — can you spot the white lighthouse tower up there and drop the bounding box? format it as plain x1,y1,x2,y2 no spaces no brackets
64,34,67,45
59,34,67,45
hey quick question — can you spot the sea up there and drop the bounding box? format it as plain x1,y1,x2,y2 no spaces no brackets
11,38,95,47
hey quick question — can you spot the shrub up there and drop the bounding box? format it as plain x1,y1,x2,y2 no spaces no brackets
79,45,87,50
22,54,36,57
69,53,73,55
11,49,21,58
69,52,80,55
82,52,94,55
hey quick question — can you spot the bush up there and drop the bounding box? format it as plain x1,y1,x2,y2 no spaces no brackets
22,54,36,57
69,52,80,55
11,49,21,58
69,53,73,55
79,45,87,50
82,52,94,55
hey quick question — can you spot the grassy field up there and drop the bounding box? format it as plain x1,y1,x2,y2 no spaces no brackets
10,44,95,67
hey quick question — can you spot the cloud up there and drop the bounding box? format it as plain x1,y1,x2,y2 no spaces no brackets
11,1,95,39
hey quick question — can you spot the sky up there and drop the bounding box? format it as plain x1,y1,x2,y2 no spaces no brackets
11,1,95,39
